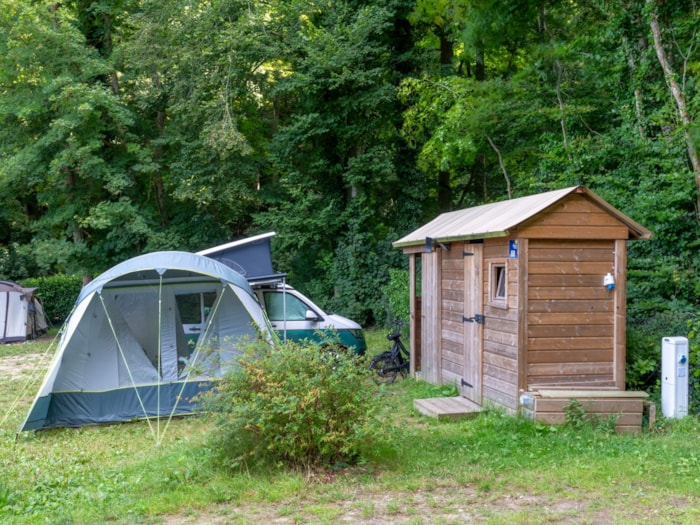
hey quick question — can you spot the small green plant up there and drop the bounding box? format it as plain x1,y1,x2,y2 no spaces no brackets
203,337,384,470
563,399,618,433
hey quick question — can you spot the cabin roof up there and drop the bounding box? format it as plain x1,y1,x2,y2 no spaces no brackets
393,186,652,248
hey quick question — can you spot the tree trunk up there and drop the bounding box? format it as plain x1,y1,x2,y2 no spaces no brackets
648,1,700,217
484,132,512,199
621,35,646,139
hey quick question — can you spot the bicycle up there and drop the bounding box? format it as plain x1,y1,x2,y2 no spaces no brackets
369,320,409,385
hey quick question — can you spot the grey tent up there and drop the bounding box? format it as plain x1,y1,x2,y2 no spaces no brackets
20,251,272,431
0,280,48,343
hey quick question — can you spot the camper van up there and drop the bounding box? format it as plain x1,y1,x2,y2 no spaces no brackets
252,282,366,355
196,232,366,355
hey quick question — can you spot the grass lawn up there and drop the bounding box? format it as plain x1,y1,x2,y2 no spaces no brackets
1,329,699,524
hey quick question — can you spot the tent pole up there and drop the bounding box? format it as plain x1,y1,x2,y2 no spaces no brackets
156,274,164,444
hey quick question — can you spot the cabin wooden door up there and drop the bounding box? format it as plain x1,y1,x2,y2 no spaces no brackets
461,243,483,404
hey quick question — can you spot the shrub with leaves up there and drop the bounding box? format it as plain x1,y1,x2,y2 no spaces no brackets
204,337,382,470
20,274,83,324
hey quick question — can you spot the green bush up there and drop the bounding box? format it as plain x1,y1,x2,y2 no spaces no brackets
687,314,700,414
380,267,411,327
204,337,383,470
20,274,83,324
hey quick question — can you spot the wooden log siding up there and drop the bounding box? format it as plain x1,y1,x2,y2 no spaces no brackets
440,245,465,386
526,239,617,387
483,238,520,410
517,194,630,240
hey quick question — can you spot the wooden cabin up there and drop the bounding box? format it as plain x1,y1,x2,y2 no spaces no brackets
393,186,653,431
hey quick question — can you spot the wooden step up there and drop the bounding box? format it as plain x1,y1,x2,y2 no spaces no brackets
414,396,482,420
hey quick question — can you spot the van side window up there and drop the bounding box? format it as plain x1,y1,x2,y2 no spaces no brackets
263,291,309,321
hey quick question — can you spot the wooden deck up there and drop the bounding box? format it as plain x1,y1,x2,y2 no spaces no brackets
413,396,482,420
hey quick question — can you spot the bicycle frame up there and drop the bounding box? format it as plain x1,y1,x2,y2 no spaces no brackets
370,320,409,384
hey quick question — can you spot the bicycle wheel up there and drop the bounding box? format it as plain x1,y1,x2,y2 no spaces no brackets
369,351,400,385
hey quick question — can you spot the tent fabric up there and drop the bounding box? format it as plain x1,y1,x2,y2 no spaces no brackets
20,251,272,431
0,280,48,343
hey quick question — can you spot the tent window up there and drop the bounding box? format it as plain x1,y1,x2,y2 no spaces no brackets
176,292,216,324
263,291,309,321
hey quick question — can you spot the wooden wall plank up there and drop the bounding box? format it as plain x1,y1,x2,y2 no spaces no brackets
529,261,615,274
528,324,614,338
535,412,642,426
518,225,629,239
483,386,518,411
614,239,627,388
529,239,614,250
528,349,614,363
527,300,613,313
528,274,607,287
484,339,519,360
527,337,613,351
484,328,518,346
528,287,610,300
528,312,613,325
529,248,614,263
528,362,613,376
442,347,464,367
483,351,518,372
531,211,624,227
535,398,644,412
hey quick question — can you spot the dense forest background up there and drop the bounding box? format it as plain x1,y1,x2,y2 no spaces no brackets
1,0,698,349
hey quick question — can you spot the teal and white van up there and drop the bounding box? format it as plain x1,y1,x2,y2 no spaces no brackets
252,282,367,355
196,232,366,355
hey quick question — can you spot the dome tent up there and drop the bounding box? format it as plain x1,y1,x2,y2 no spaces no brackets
0,280,48,343
20,251,272,432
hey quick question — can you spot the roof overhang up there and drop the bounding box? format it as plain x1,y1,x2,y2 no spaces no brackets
393,186,652,249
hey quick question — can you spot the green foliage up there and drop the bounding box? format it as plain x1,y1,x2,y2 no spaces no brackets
0,243,40,281
379,267,410,327
0,0,699,378
563,399,618,434
204,337,383,469
687,315,700,414
20,275,83,324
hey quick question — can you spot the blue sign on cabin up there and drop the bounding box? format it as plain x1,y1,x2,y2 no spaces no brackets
509,240,518,259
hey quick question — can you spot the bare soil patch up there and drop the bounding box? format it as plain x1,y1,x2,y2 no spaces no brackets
160,487,622,524
0,348,45,380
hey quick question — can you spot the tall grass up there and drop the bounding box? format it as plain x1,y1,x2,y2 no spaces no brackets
1,331,699,524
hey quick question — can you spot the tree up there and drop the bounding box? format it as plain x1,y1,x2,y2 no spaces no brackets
252,0,422,324
0,1,144,278
647,0,700,219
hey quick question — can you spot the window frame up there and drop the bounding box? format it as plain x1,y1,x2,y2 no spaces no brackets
489,260,508,308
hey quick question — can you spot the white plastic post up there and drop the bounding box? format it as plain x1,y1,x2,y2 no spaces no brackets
661,337,689,418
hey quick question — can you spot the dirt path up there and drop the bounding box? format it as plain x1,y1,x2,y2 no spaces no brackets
0,350,46,380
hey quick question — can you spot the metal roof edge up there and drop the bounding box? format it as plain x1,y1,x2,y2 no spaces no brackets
393,231,509,248
196,231,277,256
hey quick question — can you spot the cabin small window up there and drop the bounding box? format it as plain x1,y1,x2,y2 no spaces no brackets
491,262,507,305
